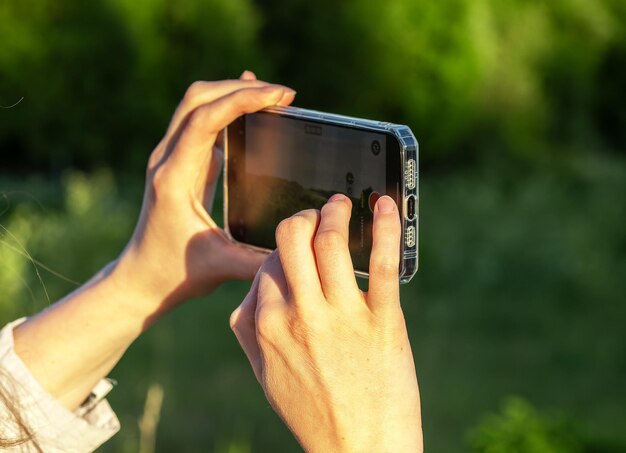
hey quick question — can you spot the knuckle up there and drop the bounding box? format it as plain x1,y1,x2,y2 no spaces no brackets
290,213,316,232
187,106,208,130
147,152,160,172
183,81,209,103
229,309,239,331
274,219,291,245
151,166,171,195
370,256,399,279
229,304,250,332
299,208,320,219
275,214,314,245
314,228,345,253
256,308,281,341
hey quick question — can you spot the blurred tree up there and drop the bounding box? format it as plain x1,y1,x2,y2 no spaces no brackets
0,1,135,171
255,0,626,165
1,0,625,171
0,0,264,174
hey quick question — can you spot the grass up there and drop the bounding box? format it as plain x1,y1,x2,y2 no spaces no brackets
1,156,625,452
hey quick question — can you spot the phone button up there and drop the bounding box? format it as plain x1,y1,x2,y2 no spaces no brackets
405,159,416,190
405,226,416,248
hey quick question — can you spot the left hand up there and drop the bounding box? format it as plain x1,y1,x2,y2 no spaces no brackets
13,72,298,412
113,71,297,313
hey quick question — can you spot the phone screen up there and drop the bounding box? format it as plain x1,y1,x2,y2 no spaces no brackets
227,111,402,273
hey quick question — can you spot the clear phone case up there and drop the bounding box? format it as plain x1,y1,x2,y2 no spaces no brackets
224,105,419,283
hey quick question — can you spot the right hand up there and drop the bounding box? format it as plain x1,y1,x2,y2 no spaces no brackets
230,194,423,453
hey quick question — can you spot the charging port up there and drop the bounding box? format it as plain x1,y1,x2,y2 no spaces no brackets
406,195,416,221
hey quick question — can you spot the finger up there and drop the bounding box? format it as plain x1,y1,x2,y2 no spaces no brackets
168,85,294,181
199,88,295,207
240,70,257,81
170,79,294,135
200,85,295,132
313,194,360,303
230,269,263,382
205,88,294,197
239,70,296,106
208,84,294,185
257,251,289,309
275,209,325,302
169,79,268,134
209,83,294,166
367,196,402,313
277,89,297,107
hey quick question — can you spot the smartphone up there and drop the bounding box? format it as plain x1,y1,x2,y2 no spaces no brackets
224,105,418,283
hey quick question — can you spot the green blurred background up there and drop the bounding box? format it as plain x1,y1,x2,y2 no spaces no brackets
1,1,625,452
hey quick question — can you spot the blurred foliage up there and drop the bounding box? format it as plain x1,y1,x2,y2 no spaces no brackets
467,397,626,453
0,170,134,322
467,397,582,453
258,0,626,162
0,0,264,172
1,0,626,173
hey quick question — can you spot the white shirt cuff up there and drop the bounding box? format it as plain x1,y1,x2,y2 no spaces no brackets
0,318,120,452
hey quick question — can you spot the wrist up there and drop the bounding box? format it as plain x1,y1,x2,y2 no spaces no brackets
13,257,168,408
297,416,422,453
104,255,172,327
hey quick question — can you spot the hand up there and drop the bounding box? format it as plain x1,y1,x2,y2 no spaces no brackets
230,194,423,453
14,72,298,410
113,71,296,313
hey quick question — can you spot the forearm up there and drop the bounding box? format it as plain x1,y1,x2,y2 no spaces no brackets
10,77,288,414
13,259,161,410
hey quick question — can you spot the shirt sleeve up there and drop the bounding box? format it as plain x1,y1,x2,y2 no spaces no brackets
0,318,120,452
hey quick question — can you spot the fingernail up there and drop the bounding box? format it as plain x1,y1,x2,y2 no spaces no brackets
284,88,297,95
377,196,396,213
329,193,347,203
240,69,256,79
261,86,285,104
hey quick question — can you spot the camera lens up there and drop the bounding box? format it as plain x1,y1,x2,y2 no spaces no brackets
371,140,381,156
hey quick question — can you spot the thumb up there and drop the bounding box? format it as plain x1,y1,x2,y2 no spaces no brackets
217,238,267,281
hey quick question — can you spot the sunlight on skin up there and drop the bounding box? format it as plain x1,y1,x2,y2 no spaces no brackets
12,72,296,410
